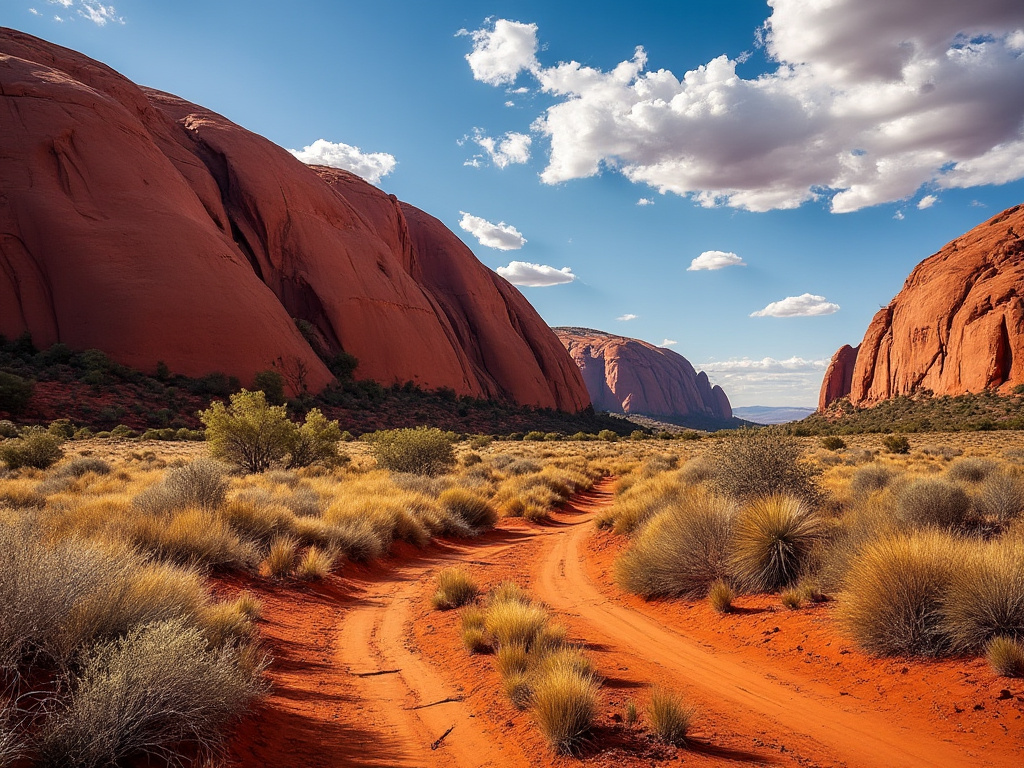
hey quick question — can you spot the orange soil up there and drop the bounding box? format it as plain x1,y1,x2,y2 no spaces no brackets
227,480,1024,767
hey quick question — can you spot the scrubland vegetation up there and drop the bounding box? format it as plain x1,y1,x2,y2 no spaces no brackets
604,429,1024,675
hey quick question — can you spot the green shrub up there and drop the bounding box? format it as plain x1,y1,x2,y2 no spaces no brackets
523,431,545,442
0,420,18,439
730,495,821,592
0,372,33,414
615,489,734,598
252,369,286,405
646,687,694,745
711,430,818,502
110,425,136,439
39,619,261,768
882,434,910,454
48,419,76,440
987,636,1024,677
820,436,846,451
432,568,478,610
597,429,618,442
200,390,296,473
287,409,343,468
368,427,455,476
0,429,64,470
894,478,971,530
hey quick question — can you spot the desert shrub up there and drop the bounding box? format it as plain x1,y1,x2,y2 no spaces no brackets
646,687,694,745
438,488,497,532
47,419,76,440
820,436,846,451
987,636,1024,677
295,546,335,581
946,457,998,484
780,589,802,609
488,581,531,607
608,474,685,535
164,459,229,510
942,541,1024,652
200,390,296,473
110,425,136,439
0,420,18,438
849,464,896,497
531,664,598,755
221,495,296,548
468,435,493,450
708,579,734,613
730,495,821,592
287,409,343,468
678,458,715,486
615,489,734,598
127,508,251,570
432,568,478,610
200,601,254,649
894,478,971,530
711,430,818,502
506,458,541,476
0,430,64,470
252,369,286,405
504,670,533,709
485,600,549,649
0,372,33,414
461,606,489,653
38,619,260,768
881,434,910,454
263,536,298,578
972,471,1024,522
838,530,961,656
598,429,618,442
369,427,455,476
53,457,111,479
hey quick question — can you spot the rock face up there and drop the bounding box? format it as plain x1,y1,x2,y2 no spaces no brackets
554,328,732,421
819,204,1024,410
0,28,590,411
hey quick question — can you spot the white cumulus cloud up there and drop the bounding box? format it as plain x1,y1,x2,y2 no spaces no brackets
496,261,575,286
699,356,829,407
636,198,654,206
917,194,939,209
660,339,678,347
617,313,638,321
469,129,532,168
287,140,397,185
465,5,1024,212
463,19,539,86
78,1,122,25
688,250,746,271
751,294,840,318
700,357,830,374
459,212,527,250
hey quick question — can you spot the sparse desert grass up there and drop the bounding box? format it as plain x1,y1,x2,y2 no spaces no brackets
615,488,734,598
708,579,734,613
942,540,1024,652
485,599,550,649
946,457,999,484
972,470,1024,522
438,488,497,532
646,687,695,745
987,636,1024,677
295,546,335,581
461,606,490,653
730,494,821,593
531,662,599,754
894,478,972,530
780,589,803,610
263,536,299,578
432,568,478,610
849,464,897,497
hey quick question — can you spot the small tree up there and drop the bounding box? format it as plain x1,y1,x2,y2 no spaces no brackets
252,370,286,406
199,390,295,473
0,372,34,415
369,427,455,475
288,409,343,468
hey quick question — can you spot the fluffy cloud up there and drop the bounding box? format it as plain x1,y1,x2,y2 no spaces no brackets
78,1,122,25
469,130,532,168
660,339,678,347
617,313,638,321
918,194,938,209
458,212,527,250
636,198,654,206
700,357,830,374
496,261,575,286
751,294,840,317
465,5,1024,212
688,250,746,271
699,357,830,407
288,140,397,184
463,19,539,86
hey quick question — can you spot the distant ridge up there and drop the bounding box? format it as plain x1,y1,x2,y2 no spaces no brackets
732,406,816,425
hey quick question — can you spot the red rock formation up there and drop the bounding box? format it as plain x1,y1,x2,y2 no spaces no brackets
555,328,732,421
819,204,1024,410
0,29,589,410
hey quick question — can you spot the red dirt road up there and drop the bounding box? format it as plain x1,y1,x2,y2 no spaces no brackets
230,480,1024,767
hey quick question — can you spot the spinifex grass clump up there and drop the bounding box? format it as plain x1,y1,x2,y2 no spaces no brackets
730,494,821,593
942,540,1024,652
894,478,971,530
432,567,478,610
646,687,695,745
987,636,1024,677
707,580,734,613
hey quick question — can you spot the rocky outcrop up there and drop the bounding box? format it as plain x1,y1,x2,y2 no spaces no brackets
0,29,589,411
554,328,732,421
819,204,1024,410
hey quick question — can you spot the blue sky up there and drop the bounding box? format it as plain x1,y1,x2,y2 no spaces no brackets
7,0,1024,406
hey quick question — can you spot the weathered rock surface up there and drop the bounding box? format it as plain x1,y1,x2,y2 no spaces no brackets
554,328,732,421
0,28,590,410
819,204,1024,410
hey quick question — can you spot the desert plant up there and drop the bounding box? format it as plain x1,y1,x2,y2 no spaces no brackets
233,592,263,622
263,536,298,578
881,434,910,454
461,606,489,653
504,670,534,709
730,495,821,592
646,687,694,745
531,664,598,754
295,546,335,581
849,464,896,497
252,369,286,405
947,457,998,484
488,581,531,607
987,636,1024,677
0,420,18,438
942,541,1024,652
820,436,846,451
38,619,261,768
53,457,112,479
495,642,530,677
894,478,971,530
164,459,229,510
0,372,33,414
368,427,455,476
438,488,497,532
780,589,802,610
708,579,734,613
973,471,1024,522
485,599,549,649
287,409,343,468
432,568,478,610
615,489,734,598
711,430,818,502
624,699,638,726
838,530,961,656
0,429,64,470
200,390,296,473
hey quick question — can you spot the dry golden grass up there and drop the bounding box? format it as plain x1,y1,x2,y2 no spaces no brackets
431,567,478,610
646,687,695,745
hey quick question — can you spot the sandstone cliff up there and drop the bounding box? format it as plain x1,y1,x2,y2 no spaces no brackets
819,204,1024,411
0,28,590,411
555,328,732,423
